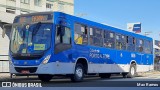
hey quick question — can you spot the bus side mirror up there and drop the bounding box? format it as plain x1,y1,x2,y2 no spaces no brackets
2,24,12,39
2,27,6,38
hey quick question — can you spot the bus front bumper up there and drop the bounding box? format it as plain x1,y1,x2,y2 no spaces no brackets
9,62,75,75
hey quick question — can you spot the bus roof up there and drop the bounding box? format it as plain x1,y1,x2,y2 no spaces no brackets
54,12,152,41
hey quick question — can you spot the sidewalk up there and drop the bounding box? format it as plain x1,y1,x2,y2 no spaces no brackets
0,73,10,79
137,70,160,77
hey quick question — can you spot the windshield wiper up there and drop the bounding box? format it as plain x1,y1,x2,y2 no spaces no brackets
32,22,41,35
31,22,41,41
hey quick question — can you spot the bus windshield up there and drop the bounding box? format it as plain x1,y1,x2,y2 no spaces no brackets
10,23,52,55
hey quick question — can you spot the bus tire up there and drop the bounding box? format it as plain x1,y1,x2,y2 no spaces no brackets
127,64,137,78
99,73,111,78
70,63,84,82
38,74,53,82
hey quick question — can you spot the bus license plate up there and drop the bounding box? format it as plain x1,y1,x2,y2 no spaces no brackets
21,70,29,74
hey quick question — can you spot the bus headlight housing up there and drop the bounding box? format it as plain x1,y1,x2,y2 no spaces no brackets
42,55,51,64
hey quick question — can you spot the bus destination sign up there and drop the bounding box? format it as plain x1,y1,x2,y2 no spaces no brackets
16,14,53,23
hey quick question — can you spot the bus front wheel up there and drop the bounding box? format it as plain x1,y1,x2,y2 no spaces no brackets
38,74,53,82
70,63,84,82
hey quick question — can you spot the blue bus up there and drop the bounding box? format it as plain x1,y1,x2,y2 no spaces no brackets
7,12,153,82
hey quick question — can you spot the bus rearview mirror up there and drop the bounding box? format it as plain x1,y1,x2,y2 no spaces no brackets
2,24,12,39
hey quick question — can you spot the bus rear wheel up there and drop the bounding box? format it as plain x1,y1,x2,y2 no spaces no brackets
38,74,53,82
70,63,84,82
99,73,111,78
127,64,137,78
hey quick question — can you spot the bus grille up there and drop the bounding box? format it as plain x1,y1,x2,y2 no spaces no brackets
12,56,42,60
15,67,37,73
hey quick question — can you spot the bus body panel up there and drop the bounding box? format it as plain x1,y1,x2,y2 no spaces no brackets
9,12,154,75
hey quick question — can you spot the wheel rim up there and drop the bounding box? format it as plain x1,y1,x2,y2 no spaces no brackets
131,67,135,76
76,67,83,78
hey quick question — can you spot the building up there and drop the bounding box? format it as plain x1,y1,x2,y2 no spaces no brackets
0,0,74,72
155,40,160,63
0,0,74,23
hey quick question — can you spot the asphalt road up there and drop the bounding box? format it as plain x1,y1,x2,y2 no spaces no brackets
0,74,160,90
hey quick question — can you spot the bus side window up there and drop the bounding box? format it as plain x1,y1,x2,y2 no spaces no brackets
136,39,144,52
116,34,126,50
74,23,88,45
89,28,103,47
62,27,71,44
144,40,152,54
126,36,135,51
104,31,115,49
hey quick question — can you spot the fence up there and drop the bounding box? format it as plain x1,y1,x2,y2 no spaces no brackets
154,64,160,71
0,55,9,73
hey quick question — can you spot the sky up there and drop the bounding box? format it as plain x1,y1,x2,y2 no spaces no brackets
74,0,160,40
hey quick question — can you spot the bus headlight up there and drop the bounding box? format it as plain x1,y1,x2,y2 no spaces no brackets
42,55,51,64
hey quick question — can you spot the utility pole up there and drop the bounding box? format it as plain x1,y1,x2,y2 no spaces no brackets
144,32,152,36
76,13,87,17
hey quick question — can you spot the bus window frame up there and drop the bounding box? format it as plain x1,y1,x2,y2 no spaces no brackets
89,27,103,47
54,25,72,54
103,30,115,49
74,23,89,45
115,33,127,50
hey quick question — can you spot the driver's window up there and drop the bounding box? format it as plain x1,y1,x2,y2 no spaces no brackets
55,27,60,44
55,26,71,44
62,27,71,44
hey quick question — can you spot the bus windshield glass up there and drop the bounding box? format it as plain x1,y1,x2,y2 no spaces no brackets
10,23,52,54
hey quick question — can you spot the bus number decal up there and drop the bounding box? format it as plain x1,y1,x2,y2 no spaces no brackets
89,48,110,59
131,53,136,58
